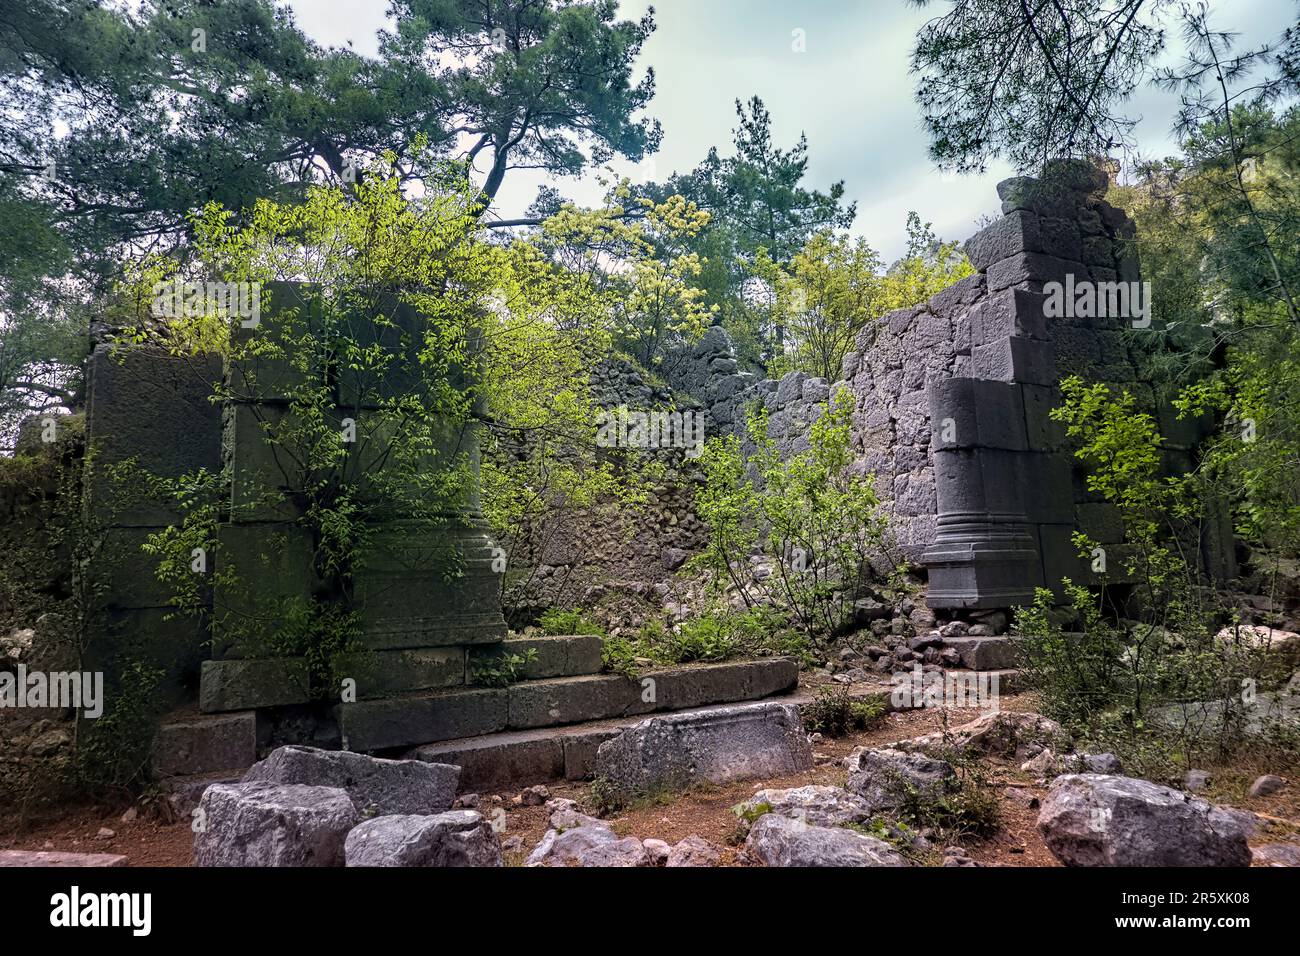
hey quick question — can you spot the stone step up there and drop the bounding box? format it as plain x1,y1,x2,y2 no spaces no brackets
468,634,603,680
403,671,1022,791
336,657,800,752
410,696,816,792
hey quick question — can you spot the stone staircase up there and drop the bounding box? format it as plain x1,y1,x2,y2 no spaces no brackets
152,634,801,785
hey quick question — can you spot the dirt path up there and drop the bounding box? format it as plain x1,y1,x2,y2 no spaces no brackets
3,691,1297,866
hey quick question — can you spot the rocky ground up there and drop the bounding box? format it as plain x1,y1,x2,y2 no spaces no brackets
4,689,1297,867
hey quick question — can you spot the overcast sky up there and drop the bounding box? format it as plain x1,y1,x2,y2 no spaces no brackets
286,0,1298,259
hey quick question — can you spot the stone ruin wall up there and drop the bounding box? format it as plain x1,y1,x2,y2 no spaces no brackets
79,287,510,736
533,161,1236,616
74,167,1242,687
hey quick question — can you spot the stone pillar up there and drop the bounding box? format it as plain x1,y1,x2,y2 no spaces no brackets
921,378,1042,608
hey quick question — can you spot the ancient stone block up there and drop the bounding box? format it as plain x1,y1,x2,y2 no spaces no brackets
242,745,460,815
1022,383,1067,451
1018,452,1075,524
987,251,1082,292
592,702,812,803
1038,522,1091,593
744,814,907,867
344,811,502,867
926,378,1028,452
152,711,258,777
971,337,1057,386
210,522,316,659
193,782,358,867
353,523,507,650
92,528,175,609
224,402,301,522
650,658,800,711
199,658,311,712
0,851,127,867
969,287,1049,345
1076,502,1125,544
1038,774,1252,867
410,731,566,792
361,647,467,696
942,636,1018,670
507,673,645,729
469,634,602,681
335,687,509,752
84,346,223,527
963,210,1044,271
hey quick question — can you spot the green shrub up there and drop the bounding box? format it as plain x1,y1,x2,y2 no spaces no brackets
539,607,605,637
803,685,887,737
469,648,538,687
692,389,907,647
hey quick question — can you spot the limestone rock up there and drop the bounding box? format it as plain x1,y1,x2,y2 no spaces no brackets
193,783,358,867
643,839,671,865
526,825,651,867
593,702,812,804
1215,624,1300,664
242,745,459,816
1252,843,1300,866
845,747,955,812
344,811,501,867
1248,774,1284,798
1037,774,1252,867
744,814,908,867
666,835,721,867
733,785,874,833
897,710,1071,758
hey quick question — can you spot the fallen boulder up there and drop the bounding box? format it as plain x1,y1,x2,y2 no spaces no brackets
1252,843,1300,866
1037,774,1252,867
193,783,358,867
666,835,721,867
733,785,874,833
242,745,459,816
897,710,1071,759
526,825,650,867
344,811,501,867
1215,624,1300,665
593,702,812,805
744,814,908,867
845,747,956,812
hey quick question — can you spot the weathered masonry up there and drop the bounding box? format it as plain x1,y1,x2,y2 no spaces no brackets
82,286,796,774
664,160,1235,608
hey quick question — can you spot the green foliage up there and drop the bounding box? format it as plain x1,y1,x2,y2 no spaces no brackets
600,606,807,680
642,96,856,369
72,660,166,798
469,648,539,688
764,213,975,381
693,386,904,643
893,762,1001,841
802,685,887,737
600,633,642,680
539,607,605,637
135,158,494,696
1017,379,1289,762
